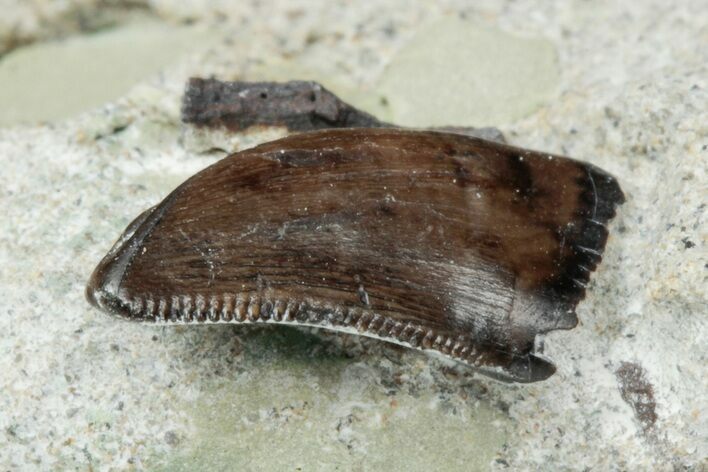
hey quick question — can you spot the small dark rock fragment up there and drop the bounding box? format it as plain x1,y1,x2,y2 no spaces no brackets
615,361,657,432
681,237,695,249
164,430,180,446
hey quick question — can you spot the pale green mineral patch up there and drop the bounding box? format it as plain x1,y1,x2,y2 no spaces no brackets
150,327,508,472
377,17,560,127
0,18,215,126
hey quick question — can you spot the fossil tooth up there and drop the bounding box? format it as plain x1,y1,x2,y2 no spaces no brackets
87,128,624,383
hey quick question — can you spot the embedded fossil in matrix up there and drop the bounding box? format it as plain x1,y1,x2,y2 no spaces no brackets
86,79,625,383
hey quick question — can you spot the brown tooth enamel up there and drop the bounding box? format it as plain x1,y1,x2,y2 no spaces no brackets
86,128,624,383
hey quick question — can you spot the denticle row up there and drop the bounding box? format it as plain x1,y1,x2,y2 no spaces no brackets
127,292,483,365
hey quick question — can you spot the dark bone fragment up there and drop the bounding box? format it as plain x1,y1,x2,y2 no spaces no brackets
87,128,624,382
181,78,506,143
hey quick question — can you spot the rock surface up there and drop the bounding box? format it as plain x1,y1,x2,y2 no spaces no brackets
1,1,706,470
